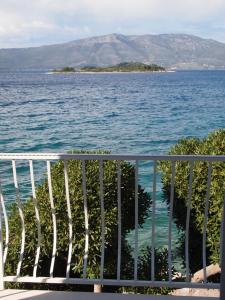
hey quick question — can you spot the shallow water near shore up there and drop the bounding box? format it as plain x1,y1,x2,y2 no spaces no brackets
1,70,225,269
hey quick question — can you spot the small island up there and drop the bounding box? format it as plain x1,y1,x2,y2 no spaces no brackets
80,62,165,72
49,62,166,74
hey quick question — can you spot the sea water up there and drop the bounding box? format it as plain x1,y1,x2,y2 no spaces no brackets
1,70,225,265
1,70,225,154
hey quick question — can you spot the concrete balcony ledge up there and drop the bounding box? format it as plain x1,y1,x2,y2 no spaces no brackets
0,290,219,300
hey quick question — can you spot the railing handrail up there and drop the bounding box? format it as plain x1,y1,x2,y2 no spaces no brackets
1,152,225,161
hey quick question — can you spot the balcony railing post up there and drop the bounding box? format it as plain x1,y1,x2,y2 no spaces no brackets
0,192,4,290
220,199,225,300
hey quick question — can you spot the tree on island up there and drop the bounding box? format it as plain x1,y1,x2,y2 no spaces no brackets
52,66,76,73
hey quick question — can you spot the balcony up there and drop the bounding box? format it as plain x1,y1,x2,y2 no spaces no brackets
0,153,224,299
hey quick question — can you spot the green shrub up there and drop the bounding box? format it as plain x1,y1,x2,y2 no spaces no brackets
5,151,151,280
160,129,225,273
120,248,174,295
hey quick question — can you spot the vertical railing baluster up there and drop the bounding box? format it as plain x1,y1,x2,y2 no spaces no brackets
0,178,9,265
220,192,225,268
151,160,157,281
220,191,225,300
185,161,194,282
0,179,4,290
12,160,25,277
47,161,57,278
134,160,138,281
29,160,41,278
99,160,105,280
64,161,73,278
203,162,212,284
82,160,89,278
168,160,175,282
117,161,121,280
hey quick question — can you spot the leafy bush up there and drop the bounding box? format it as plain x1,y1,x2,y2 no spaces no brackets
160,129,225,273
121,248,174,295
5,151,151,280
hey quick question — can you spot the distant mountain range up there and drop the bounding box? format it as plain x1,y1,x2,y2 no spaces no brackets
1,33,225,70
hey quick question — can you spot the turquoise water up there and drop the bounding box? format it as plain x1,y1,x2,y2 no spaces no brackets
1,70,225,263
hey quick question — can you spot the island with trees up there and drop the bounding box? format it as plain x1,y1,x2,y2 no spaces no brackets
49,62,166,74
80,62,165,72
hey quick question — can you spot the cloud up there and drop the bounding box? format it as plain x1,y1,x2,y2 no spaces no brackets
0,0,225,47
22,0,225,21
81,0,225,21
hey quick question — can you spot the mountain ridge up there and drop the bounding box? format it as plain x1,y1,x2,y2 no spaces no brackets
1,33,225,70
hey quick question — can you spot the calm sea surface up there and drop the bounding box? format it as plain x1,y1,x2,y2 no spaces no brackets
0,70,225,260
1,70,225,153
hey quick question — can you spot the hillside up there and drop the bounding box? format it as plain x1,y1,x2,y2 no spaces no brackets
0,33,225,70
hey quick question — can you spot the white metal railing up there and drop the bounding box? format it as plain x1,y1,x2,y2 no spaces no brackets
0,153,224,298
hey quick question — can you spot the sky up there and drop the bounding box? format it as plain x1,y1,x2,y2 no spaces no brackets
1,0,225,48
